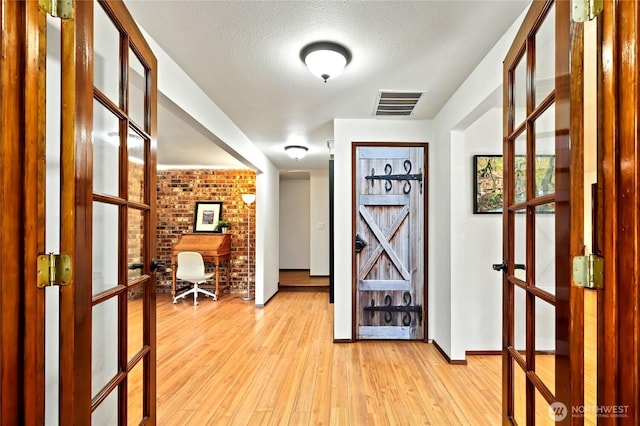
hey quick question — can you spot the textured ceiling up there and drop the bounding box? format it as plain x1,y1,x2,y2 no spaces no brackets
124,0,530,170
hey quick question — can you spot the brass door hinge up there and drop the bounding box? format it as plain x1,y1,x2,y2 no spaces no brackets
572,0,603,22
37,253,72,288
38,0,73,19
572,254,603,289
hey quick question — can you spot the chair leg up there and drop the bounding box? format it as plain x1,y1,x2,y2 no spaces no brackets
197,287,217,301
173,282,217,305
173,287,196,304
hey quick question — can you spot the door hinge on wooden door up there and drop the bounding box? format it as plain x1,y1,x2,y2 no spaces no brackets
571,0,603,22
38,0,73,19
364,161,423,194
37,253,72,288
572,254,603,289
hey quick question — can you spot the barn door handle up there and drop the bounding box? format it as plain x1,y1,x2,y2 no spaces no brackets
355,234,368,253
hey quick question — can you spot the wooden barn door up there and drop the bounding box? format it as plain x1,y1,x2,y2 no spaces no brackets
353,143,427,340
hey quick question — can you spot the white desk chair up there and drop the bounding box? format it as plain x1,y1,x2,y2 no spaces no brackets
173,251,217,305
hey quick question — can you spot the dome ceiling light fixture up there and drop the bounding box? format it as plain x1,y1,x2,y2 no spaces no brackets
300,41,352,83
284,145,309,160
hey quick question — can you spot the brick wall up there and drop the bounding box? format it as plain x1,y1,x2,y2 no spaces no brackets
156,169,256,294
128,161,145,297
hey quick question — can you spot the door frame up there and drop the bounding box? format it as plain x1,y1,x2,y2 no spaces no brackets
600,1,640,421
1,1,46,424
350,141,429,342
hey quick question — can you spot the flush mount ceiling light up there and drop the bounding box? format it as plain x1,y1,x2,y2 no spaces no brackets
300,41,352,83
284,145,309,160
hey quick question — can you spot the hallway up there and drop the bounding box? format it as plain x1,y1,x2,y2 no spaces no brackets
154,290,501,425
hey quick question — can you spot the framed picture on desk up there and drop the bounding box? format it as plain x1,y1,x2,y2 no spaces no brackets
193,201,223,232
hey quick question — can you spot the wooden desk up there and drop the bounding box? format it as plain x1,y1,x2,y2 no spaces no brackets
171,233,231,299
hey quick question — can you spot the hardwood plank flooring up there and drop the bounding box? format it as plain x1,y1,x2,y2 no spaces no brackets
279,270,329,288
154,291,502,425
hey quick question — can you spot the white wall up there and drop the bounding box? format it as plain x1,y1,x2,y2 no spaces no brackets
451,108,503,351
330,7,528,353
256,166,280,305
310,170,330,276
435,9,528,360
333,120,432,340
279,179,311,269
278,172,330,275
454,108,555,353
140,29,281,306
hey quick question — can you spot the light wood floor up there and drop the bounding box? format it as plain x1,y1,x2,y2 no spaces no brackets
279,270,329,288
156,291,502,425
149,288,598,425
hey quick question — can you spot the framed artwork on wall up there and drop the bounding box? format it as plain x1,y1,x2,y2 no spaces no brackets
473,154,556,214
193,201,223,232
474,155,504,214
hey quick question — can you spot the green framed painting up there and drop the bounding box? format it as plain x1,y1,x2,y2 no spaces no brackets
474,155,504,214
473,155,556,214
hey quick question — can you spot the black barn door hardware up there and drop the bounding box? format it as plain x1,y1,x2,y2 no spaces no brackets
365,160,423,194
355,234,368,253
364,292,423,326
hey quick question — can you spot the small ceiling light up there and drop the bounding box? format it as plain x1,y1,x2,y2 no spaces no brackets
284,145,309,160
300,41,352,83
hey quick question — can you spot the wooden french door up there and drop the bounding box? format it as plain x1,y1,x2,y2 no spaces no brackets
1,0,157,423
501,1,579,424
353,143,427,340
84,1,158,424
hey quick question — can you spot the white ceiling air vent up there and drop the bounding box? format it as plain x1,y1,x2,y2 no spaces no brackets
374,91,423,116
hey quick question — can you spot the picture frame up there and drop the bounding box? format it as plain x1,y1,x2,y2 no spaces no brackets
474,155,504,214
473,154,556,214
193,201,223,232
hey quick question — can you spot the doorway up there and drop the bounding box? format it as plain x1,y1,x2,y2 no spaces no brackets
352,143,428,340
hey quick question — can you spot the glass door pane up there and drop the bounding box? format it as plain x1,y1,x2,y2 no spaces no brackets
44,14,62,426
513,56,527,127
534,5,556,107
128,48,146,129
127,130,146,204
93,101,121,197
583,16,599,425
93,202,120,295
91,297,119,397
514,131,527,204
94,1,121,104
